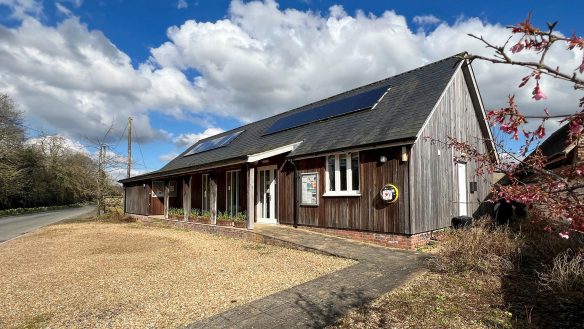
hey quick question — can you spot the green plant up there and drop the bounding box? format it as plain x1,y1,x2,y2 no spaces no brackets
217,211,230,220
233,211,247,222
0,203,85,217
167,208,184,217
189,208,201,217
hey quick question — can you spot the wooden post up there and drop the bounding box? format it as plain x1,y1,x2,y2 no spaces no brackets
247,166,255,230
183,176,191,222
164,182,170,219
210,174,217,225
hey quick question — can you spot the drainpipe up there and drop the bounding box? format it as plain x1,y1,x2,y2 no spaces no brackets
289,159,298,228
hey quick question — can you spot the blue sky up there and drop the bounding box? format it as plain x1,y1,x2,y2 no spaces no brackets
0,0,583,177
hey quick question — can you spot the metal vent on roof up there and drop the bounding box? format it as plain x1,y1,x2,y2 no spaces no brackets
263,85,390,135
184,130,244,156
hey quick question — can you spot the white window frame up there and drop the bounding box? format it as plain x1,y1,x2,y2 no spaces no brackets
324,152,360,197
226,170,240,217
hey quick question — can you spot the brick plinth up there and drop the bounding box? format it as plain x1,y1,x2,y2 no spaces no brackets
296,225,435,249
128,215,335,256
128,214,436,250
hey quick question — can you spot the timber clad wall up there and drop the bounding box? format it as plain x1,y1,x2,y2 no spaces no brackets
123,62,494,239
124,185,149,215
409,67,491,234
278,148,410,234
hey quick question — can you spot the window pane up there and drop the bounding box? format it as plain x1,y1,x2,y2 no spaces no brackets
352,154,359,191
339,154,347,191
328,155,335,191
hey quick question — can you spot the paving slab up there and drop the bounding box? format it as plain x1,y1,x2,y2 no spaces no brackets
184,224,427,328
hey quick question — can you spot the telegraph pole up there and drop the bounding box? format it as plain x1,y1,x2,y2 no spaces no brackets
127,117,132,178
97,143,103,216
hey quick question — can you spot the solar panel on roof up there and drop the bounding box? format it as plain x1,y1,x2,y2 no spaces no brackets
184,130,244,156
264,85,389,135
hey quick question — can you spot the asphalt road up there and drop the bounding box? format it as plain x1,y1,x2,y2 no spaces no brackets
0,206,95,243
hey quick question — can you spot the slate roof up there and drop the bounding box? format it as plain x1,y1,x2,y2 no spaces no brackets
535,123,572,159
121,54,465,183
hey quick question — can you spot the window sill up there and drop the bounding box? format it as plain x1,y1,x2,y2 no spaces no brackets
323,191,361,197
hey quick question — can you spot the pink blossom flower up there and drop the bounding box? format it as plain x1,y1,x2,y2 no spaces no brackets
511,42,524,53
570,121,583,135
535,125,546,138
579,56,584,74
559,232,570,239
544,225,553,233
532,83,547,100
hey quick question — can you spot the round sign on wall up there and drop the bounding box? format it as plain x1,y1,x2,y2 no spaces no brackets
380,184,399,203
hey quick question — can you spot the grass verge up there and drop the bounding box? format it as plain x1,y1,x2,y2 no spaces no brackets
331,215,584,329
0,203,87,217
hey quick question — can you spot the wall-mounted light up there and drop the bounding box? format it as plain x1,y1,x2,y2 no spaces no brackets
379,155,387,163
401,146,409,162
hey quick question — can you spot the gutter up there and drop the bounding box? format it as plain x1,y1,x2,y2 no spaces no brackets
287,138,416,161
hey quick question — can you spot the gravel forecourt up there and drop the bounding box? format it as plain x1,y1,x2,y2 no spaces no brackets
0,221,355,328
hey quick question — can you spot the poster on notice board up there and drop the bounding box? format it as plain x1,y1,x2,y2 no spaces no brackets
300,173,318,206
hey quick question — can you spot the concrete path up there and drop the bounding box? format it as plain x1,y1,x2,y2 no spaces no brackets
0,206,95,243
186,225,427,328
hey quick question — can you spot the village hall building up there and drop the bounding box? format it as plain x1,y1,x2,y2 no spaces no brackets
121,54,498,248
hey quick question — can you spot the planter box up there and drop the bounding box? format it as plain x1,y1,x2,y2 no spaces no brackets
233,221,247,228
217,220,234,227
190,217,211,224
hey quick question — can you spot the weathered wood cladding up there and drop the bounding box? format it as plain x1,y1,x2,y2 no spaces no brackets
126,166,247,215
124,185,149,215
278,148,410,234
409,67,491,234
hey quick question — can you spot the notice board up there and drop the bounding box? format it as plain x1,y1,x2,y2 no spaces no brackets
300,173,319,206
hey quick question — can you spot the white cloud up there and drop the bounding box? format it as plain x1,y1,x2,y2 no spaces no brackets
159,152,178,163
151,1,582,144
177,0,188,9
0,16,203,145
412,15,441,25
173,127,225,148
0,0,42,19
55,2,72,17
1,0,582,159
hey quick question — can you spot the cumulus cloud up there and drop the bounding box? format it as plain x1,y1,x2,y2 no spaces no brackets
177,0,188,9
1,0,582,159
412,15,441,25
0,15,203,144
0,0,41,19
173,127,225,148
151,1,582,128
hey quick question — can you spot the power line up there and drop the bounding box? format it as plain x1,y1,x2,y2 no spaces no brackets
132,125,148,172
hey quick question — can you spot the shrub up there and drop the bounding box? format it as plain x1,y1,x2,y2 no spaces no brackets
0,203,86,217
430,218,523,275
168,208,184,217
538,249,584,297
189,208,201,217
